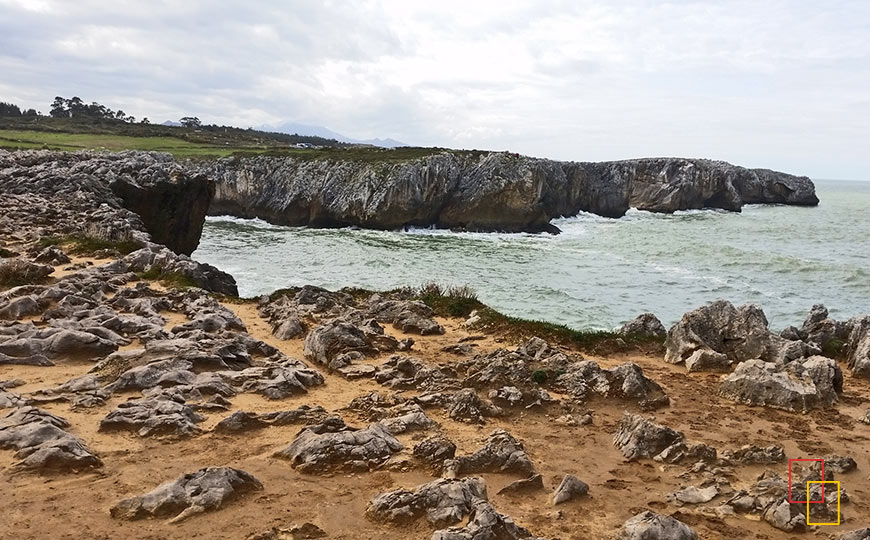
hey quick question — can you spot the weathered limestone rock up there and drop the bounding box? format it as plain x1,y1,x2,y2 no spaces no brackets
110,467,262,523
497,474,544,496
443,429,533,478
274,416,403,473
665,300,812,368
552,474,589,505
367,477,487,526
105,245,238,295
33,246,71,265
0,150,215,256
613,414,684,461
197,153,817,234
718,357,842,412
447,388,502,424
99,391,204,437
670,485,719,505
618,313,666,338
838,529,870,540
555,361,669,409
0,406,102,471
846,316,870,378
0,258,54,287
616,511,698,540
214,406,328,433
413,435,457,465
431,498,544,540
824,455,858,474
722,445,785,464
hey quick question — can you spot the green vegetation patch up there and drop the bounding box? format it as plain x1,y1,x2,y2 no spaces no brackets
138,267,199,289
38,234,141,256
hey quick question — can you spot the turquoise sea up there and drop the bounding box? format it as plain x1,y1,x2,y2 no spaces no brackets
193,180,870,330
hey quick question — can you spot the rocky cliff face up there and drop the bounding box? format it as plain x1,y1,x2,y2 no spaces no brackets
193,152,818,233
0,150,214,255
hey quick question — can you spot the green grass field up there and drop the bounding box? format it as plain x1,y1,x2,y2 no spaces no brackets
0,129,249,158
0,128,477,163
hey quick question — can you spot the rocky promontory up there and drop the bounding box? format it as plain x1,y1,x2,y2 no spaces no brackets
0,150,213,255
193,152,819,233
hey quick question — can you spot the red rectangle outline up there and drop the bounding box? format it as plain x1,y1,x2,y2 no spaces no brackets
788,459,825,504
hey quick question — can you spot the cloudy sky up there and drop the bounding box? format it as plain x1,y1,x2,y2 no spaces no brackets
1,0,868,178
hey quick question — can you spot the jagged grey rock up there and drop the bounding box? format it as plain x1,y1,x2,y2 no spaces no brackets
616,511,698,540
109,467,262,523
0,150,215,256
497,474,544,495
824,455,857,474
443,429,533,478
196,153,817,234
722,445,785,464
552,474,589,505
555,361,669,409
366,477,487,526
718,357,842,412
665,300,813,368
619,313,666,338
431,498,544,540
846,316,870,378
447,388,502,424
274,416,403,473
413,435,457,465
613,414,684,461
0,406,102,471
214,406,328,433
670,485,719,505
33,246,71,265
99,391,204,437
838,529,870,540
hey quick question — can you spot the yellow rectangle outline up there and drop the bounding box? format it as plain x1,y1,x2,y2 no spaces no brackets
806,480,840,526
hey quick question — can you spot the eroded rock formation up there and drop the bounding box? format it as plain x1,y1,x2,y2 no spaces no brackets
193,153,818,233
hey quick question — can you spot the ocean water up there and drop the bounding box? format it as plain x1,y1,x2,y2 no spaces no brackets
192,179,870,330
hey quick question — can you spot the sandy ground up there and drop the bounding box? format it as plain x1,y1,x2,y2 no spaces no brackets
2,286,870,539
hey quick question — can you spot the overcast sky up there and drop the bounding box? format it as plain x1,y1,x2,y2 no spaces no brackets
1,0,868,178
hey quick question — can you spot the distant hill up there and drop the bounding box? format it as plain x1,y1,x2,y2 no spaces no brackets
161,120,182,127
259,121,407,148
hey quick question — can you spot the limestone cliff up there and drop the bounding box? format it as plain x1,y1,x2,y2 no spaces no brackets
193,152,818,233
0,150,214,255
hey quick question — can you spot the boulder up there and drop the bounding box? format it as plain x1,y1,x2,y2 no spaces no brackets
497,474,544,496
839,529,870,540
110,467,262,523
613,414,684,461
824,455,857,474
555,361,669,409
303,320,371,366
366,477,487,526
0,295,43,320
616,511,698,540
618,313,666,338
214,406,329,434
447,388,502,424
722,445,785,464
33,246,71,265
665,300,811,368
552,474,589,505
670,485,719,505
274,417,403,473
718,357,842,412
443,429,533,478
413,435,457,465
0,258,54,287
846,316,870,378
0,406,102,472
431,498,544,540
99,391,204,437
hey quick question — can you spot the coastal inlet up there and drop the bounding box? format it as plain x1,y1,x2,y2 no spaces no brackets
193,179,870,331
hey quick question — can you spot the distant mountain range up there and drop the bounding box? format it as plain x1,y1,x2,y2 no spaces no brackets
257,121,407,148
